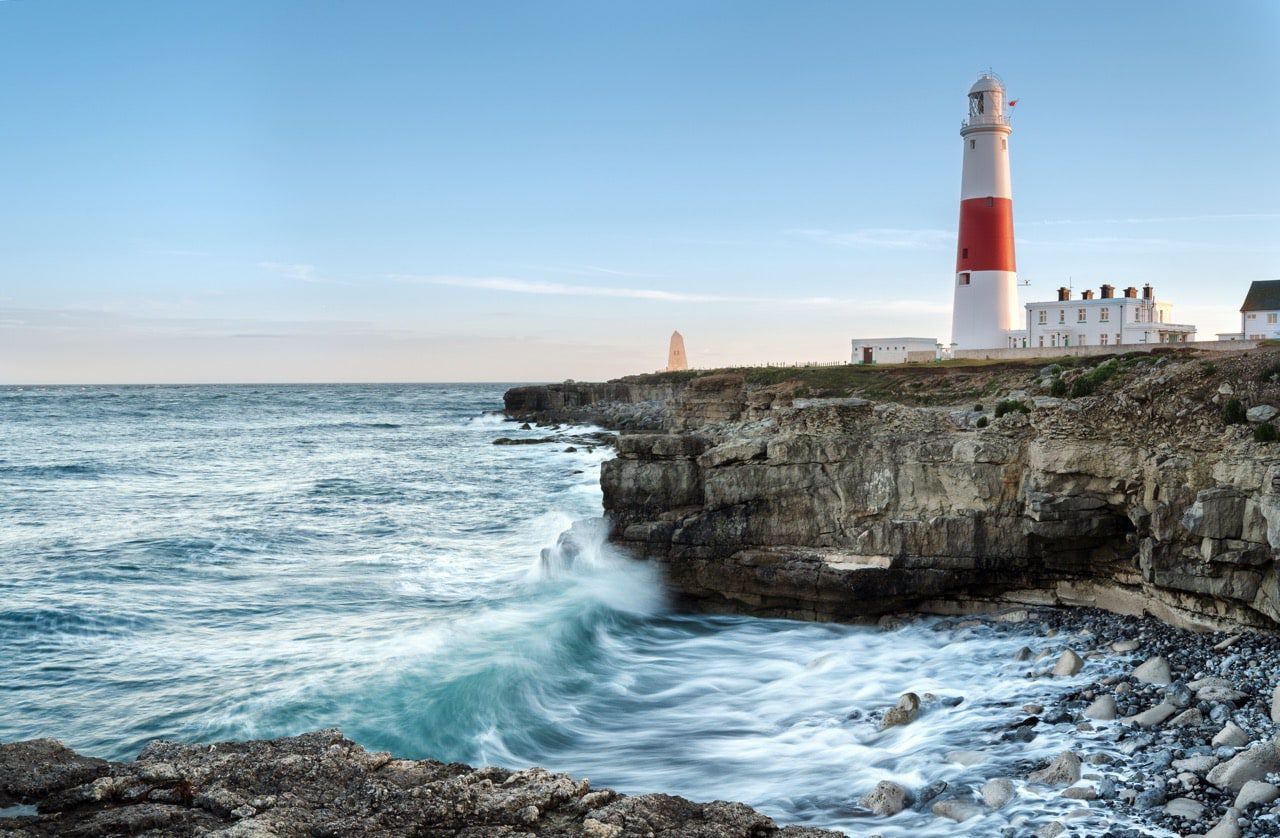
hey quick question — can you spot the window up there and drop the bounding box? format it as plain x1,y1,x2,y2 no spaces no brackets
969,139,975,149
986,197,994,207
1077,308,1087,322
1058,310,1065,324
958,273,970,286
1248,313,1257,320
1001,139,1007,150
1269,314,1278,324
1051,335,1057,347
962,248,969,259
1115,334,1121,345
1038,336,1044,347
1100,333,1109,345
1100,308,1110,322
1037,310,1047,325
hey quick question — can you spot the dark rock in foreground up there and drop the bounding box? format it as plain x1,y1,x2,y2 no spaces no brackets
0,729,838,837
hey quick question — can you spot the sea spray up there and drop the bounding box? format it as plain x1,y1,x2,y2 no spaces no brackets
0,383,1161,835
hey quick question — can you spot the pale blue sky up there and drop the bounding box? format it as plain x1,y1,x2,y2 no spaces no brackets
3,0,1278,383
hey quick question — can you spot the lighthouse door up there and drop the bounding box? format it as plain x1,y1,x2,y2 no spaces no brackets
862,347,874,364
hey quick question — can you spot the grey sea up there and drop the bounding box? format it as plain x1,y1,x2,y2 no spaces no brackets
2,384,1127,835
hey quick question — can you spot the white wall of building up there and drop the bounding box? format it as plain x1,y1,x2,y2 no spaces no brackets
1242,310,1280,340
851,337,939,365
1024,296,1195,349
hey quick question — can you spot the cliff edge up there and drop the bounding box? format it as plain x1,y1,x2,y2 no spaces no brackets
508,348,1280,632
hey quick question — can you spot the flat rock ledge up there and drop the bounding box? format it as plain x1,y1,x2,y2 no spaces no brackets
0,729,838,838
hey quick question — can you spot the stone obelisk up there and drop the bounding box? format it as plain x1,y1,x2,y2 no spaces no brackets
665,331,688,371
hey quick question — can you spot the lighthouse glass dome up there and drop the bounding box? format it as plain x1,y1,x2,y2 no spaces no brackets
965,73,1010,128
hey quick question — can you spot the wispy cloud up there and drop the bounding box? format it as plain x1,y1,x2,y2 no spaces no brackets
788,228,953,250
395,274,950,314
258,261,356,286
513,263,669,279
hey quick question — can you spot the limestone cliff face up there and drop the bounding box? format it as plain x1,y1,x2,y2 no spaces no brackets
590,350,1280,631
503,381,684,431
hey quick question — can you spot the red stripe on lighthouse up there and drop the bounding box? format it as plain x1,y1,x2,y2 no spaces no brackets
956,197,1016,272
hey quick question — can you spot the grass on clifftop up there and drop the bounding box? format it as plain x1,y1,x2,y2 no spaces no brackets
616,347,1198,405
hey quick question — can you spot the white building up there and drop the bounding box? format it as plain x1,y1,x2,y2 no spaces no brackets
851,337,940,365
1024,284,1196,349
1239,280,1280,340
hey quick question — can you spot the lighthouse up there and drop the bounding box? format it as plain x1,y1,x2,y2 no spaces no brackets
951,73,1019,350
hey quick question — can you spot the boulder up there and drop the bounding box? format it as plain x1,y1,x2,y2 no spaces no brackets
860,780,912,816
981,777,1014,809
1028,751,1081,786
1084,695,1117,721
1124,702,1178,728
1234,779,1279,809
1205,808,1243,838
1052,649,1084,677
1213,722,1250,748
930,797,983,822
1248,405,1279,423
1133,656,1173,685
1164,796,1204,820
881,693,921,730
1206,739,1280,791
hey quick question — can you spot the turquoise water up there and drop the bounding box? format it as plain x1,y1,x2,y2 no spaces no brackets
1,384,1129,835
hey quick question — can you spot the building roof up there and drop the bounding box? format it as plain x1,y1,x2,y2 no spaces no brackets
1241,280,1280,312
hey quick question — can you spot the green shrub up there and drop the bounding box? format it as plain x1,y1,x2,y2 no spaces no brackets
994,399,1030,418
973,403,984,411
1070,377,1095,398
1223,398,1248,425
1049,377,1068,397
1067,359,1121,399
976,416,989,428
1259,364,1280,384
1255,423,1279,443
1201,362,1218,377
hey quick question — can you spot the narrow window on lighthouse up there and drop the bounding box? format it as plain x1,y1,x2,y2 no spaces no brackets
969,140,975,149
961,248,969,259
1002,139,1007,150
958,273,970,286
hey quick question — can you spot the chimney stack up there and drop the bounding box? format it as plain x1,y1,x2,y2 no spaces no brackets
1143,284,1154,300
1081,290,1095,300
1100,284,1115,299
1123,287,1138,298
1057,287,1071,302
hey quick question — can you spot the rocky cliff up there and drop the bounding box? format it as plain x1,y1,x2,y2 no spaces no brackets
512,349,1280,632
0,730,837,837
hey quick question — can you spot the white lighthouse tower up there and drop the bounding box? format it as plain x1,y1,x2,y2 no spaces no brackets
950,73,1020,350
